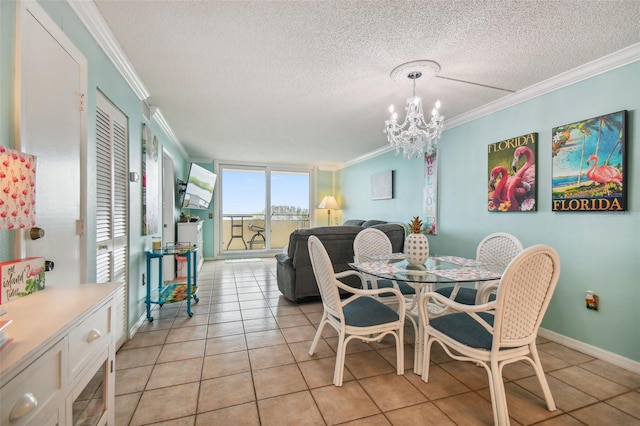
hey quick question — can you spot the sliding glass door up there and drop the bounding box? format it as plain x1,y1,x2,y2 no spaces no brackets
270,170,310,249
219,165,310,254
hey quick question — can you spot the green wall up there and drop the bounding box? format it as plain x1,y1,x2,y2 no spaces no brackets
315,169,335,225
0,0,189,333
339,152,424,223
338,62,640,363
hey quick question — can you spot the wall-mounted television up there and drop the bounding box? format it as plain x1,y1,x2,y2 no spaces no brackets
181,163,217,210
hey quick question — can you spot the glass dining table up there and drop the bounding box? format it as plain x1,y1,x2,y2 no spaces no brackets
349,254,507,374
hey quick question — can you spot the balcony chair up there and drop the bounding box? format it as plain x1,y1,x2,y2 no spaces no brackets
307,235,405,386
247,219,265,249
435,232,523,305
419,244,560,425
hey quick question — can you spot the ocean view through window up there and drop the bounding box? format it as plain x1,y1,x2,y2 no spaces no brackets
220,166,310,252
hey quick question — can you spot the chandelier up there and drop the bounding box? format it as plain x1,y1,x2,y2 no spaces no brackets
384,60,445,159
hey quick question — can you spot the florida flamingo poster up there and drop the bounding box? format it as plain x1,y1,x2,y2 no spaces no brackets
551,110,626,212
487,133,537,212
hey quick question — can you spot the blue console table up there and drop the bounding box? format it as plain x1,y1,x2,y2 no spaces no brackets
145,245,199,321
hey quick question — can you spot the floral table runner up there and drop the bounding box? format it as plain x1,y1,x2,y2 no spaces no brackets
351,262,404,275
428,267,502,281
363,253,407,261
432,256,485,267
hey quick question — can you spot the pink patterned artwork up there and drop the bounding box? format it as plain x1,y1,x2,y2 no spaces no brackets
0,147,36,230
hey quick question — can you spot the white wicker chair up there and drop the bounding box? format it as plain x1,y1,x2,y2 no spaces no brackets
307,235,405,386
353,228,417,300
353,227,420,368
419,244,560,425
436,232,524,305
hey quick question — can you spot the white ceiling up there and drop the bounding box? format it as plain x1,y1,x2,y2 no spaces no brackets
92,0,640,168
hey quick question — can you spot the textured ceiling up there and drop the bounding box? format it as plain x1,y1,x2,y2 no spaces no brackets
93,0,640,168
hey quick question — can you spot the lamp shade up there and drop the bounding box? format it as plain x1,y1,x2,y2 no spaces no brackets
0,147,36,230
318,196,339,210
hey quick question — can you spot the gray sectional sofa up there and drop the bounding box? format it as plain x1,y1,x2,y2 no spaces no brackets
275,220,406,302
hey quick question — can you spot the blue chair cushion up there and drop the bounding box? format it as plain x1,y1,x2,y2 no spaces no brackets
375,279,416,296
340,296,400,327
435,286,496,305
429,312,495,349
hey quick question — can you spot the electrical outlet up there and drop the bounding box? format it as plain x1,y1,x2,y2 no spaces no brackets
142,273,146,286
209,213,213,219
586,291,598,310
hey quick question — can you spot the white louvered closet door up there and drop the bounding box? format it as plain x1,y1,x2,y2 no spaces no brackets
96,92,128,349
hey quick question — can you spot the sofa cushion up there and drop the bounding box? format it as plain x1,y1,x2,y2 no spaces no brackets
361,219,387,227
288,226,363,270
342,219,365,226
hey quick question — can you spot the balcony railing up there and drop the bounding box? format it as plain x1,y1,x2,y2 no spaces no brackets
222,214,309,251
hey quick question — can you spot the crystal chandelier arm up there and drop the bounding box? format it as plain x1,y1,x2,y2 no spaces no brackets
384,65,445,159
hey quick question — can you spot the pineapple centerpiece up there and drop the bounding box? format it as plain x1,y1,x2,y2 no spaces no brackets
404,216,429,265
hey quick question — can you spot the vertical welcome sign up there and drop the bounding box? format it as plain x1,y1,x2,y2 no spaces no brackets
423,150,438,234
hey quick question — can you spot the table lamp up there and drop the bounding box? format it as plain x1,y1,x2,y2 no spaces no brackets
318,195,339,226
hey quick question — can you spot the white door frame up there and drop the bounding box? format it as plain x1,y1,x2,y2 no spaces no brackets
162,149,176,278
16,0,88,283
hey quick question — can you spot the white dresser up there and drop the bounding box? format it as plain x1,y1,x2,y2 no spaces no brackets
0,282,123,425
178,220,204,272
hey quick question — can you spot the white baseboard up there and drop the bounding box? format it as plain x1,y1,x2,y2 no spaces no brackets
539,328,640,374
128,309,148,341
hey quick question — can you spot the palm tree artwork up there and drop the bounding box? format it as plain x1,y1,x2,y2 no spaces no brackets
551,110,626,212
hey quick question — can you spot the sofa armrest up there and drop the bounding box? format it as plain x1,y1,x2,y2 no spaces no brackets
276,253,297,301
275,252,291,265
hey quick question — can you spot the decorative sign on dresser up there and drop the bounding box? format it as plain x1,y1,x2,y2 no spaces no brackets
0,257,46,304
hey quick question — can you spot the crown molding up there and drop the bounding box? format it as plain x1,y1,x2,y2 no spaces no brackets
344,43,640,170
67,1,190,158
68,1,149,100
152,108,189,159
342,144,394,169
446,43,640,129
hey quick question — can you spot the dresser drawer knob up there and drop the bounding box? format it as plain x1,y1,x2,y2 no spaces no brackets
9,392,38,421
87,329,102,342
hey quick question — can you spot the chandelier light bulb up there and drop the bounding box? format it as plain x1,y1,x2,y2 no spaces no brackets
389,105,395,113
435,99,441,109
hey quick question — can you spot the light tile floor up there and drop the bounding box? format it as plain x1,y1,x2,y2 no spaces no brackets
115,258,640,425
